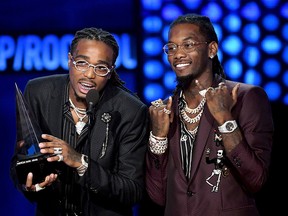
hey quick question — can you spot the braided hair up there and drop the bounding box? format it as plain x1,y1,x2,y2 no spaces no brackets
70,27,135,95
170,14,226,94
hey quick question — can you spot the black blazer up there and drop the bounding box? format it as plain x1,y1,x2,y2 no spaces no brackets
11,74,149,216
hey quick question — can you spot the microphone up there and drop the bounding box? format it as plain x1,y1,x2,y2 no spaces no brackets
85,89,99,208
86,89,99,116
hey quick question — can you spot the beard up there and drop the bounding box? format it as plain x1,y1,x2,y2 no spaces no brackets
176,74,195,90
73,90,86,103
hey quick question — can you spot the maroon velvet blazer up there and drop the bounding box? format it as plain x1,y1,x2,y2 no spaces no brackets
146,79,274,216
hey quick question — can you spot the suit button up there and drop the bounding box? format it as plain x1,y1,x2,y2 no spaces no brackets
90,187,99,193
187,191,194,197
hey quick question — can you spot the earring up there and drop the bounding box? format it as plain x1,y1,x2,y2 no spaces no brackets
209,55,214,59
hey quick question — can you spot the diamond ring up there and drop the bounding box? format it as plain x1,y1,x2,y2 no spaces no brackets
163,108,171,115
53,147,62,155
57,154,64,162
35,184,46,192
199,87,214,97
151,99,163,107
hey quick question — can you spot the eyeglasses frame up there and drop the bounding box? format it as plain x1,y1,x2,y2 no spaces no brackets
163,41,208,56
70,55,113,77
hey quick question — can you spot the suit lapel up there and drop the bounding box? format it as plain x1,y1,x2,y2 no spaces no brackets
169,90,218,183
89,84,115,161
169,96,187,182
47,78,66,138
189,77,222,182
189,106,215,182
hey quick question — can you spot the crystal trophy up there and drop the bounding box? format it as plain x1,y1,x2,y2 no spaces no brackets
14,83,59,184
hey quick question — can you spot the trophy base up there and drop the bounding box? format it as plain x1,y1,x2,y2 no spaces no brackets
16,153,60,184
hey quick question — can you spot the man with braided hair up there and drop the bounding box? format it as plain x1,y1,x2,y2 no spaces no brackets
145,13,274,216
10,27,149,216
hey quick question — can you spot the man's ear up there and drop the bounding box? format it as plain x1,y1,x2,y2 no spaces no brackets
208,41,218,58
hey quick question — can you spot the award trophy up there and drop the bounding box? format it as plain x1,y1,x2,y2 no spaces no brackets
15,83,59,184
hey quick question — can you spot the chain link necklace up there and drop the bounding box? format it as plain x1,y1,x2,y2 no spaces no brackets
180,95,206,124
180,108,204,124
69,98,87,135
184,97,206,114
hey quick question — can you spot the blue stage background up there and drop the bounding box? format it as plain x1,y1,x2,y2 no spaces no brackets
0,1,140,215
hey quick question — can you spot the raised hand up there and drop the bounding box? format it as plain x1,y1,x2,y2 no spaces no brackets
149,96,173,138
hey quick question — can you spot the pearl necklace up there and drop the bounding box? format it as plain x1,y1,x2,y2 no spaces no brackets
69,98,87,135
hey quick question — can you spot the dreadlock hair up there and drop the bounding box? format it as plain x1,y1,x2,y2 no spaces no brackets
170,13,226,78
70,27,137,96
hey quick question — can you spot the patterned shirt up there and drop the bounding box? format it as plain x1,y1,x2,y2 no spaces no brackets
179,91,197,180
60,83,88,215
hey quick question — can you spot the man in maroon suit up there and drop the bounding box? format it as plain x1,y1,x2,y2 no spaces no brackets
145,13,274,216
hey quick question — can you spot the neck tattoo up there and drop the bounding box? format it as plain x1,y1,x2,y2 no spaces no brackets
69,98,87,135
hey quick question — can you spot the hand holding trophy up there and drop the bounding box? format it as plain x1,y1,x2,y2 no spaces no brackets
14,83,60,186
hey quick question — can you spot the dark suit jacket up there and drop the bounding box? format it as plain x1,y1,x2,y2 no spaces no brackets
11,74,149,216
146,78,274,216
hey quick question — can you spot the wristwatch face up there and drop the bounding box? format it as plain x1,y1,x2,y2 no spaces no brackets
226,122,235,131
218,120,237,133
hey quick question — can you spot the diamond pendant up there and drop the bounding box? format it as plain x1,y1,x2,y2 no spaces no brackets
75,121,86,135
